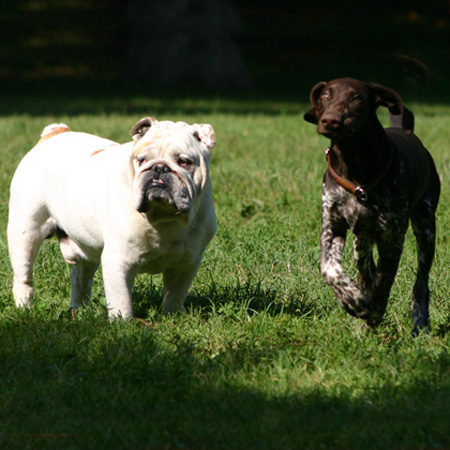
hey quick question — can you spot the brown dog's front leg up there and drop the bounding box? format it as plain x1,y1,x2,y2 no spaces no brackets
320,218,373,320
353,235,376,294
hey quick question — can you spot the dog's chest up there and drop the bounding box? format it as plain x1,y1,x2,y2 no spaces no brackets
131,232,187,272
323,186,400,236
340,196,379,233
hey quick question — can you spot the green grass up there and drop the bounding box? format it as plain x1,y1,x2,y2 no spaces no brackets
1,88,450,449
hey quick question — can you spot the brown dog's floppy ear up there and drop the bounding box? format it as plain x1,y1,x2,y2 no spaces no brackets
129,117,157,141
304,81,327,124
368,83,403,116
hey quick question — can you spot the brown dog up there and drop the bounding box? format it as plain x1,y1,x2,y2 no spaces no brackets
304,77,440,334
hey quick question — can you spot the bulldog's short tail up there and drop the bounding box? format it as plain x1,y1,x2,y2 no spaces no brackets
39,123,72,143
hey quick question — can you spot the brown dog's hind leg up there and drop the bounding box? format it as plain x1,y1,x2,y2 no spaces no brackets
410,199,437,335
366,239,405,328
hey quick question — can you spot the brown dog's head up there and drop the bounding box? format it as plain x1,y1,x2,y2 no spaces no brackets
304,77,403,139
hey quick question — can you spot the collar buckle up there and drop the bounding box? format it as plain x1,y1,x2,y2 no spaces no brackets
354,185,368,202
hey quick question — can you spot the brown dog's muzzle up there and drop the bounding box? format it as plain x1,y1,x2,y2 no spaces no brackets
318,112,342,135
318,110,359,138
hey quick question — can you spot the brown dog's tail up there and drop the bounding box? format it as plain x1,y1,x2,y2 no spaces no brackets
389,106,414,135
38,123,72,143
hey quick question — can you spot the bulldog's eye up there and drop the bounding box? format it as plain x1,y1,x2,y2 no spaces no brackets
136,155,147,166
177,156,192,168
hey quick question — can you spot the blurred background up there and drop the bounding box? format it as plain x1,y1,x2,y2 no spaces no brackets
0,0,448,107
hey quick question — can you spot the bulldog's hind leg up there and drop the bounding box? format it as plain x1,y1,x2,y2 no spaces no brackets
7,214,51,308
53,227,100,311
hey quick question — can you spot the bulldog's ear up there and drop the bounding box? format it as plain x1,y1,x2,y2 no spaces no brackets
192,124,216,150
130,117,157,141
368,83,403,115
304,81,327,124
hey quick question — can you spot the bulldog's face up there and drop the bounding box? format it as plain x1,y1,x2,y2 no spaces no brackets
129,117,216,222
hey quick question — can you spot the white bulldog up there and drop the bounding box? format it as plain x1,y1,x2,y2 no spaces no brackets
7,117,216,319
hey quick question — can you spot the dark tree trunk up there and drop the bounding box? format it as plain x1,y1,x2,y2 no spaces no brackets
127,0,252,87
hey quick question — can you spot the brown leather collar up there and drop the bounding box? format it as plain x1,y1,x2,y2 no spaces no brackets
325,145,393,202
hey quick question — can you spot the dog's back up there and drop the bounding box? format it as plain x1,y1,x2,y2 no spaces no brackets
388,105,439,211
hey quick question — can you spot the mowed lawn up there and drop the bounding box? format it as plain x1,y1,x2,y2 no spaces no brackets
1,90,450,449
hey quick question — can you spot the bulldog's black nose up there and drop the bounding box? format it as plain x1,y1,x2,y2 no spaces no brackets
149,163,170,176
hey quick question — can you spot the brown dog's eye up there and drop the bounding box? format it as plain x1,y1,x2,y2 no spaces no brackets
353,94,362,102
177,157,192,168
321,92,330,101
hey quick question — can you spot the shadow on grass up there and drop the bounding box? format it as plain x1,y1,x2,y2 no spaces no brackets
2,77,450,119
0,81,307,117
1,315,449,450
132,277,326,320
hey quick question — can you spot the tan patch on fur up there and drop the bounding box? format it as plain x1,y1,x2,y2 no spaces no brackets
38,125,71,143
90,148,108,157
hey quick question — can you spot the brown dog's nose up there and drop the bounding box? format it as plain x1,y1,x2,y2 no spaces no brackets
320,114,341,130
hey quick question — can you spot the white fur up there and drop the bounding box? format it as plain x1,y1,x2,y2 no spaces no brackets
8,119,216,319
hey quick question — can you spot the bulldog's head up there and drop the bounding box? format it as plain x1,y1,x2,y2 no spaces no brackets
129,117,216,223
